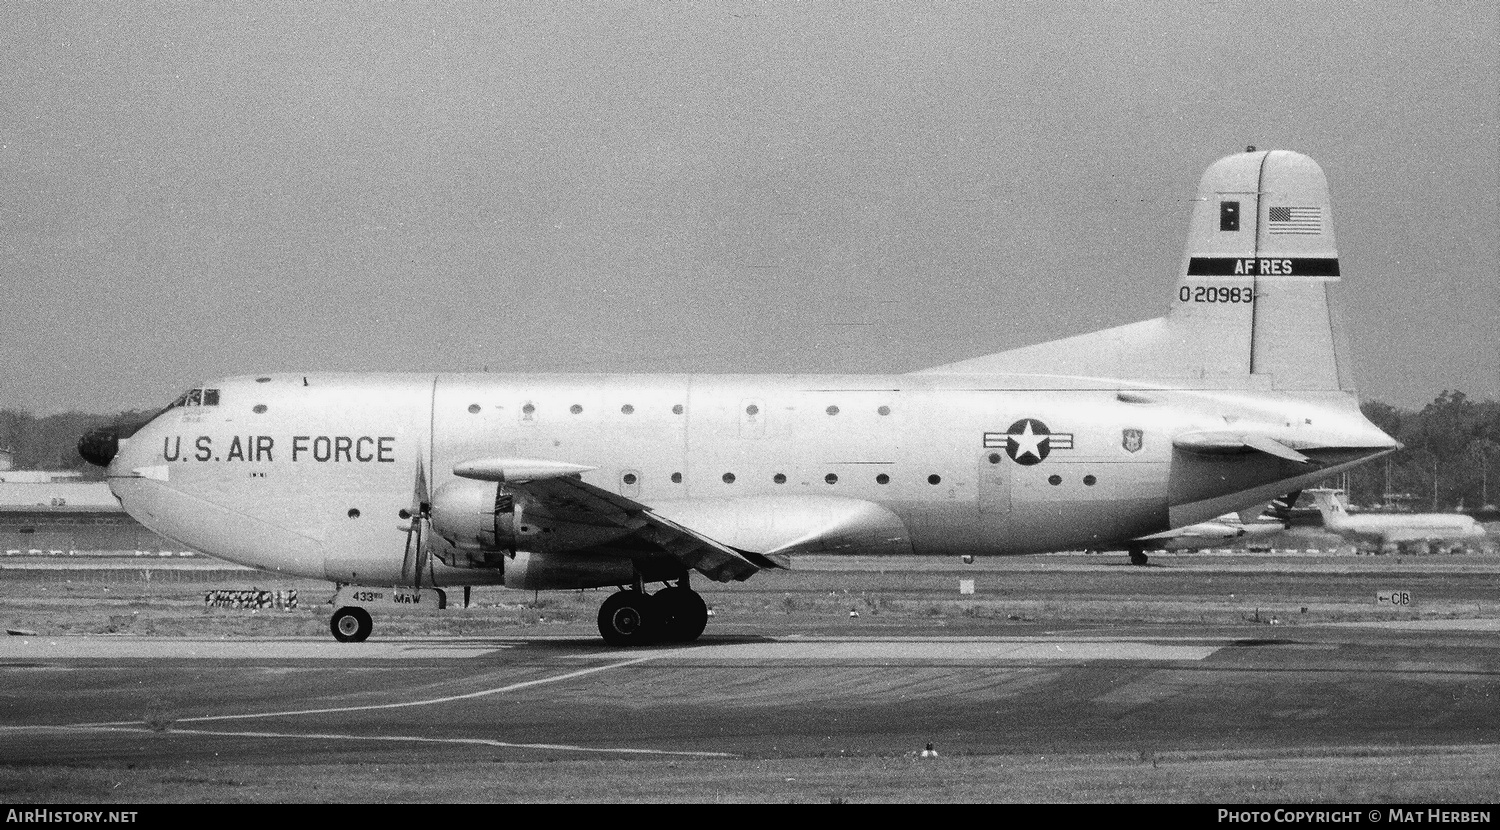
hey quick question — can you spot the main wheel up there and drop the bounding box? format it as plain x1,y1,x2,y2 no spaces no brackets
330,606,373,642
1128,549,1149,566
655,586,708,643
597,590,658,646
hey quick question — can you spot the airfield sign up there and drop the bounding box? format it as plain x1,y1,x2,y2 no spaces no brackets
1377,589,1413,607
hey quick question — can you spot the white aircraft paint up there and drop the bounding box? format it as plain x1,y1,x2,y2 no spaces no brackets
83,150,1399,644
1308,489,1487,552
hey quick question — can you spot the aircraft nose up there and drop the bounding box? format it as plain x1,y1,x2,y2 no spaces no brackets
78,417,151,468
78,426,121,467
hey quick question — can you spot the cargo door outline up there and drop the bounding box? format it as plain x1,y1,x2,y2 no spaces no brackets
978,450,1012,514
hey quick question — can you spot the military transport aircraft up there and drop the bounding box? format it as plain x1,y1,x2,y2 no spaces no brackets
1307,489,1488,554
79,149,1398,645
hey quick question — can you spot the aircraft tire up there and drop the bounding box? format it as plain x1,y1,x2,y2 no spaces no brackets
1129,550,1149,566
331,606,373,642
655,586,708,643
598,590,659,646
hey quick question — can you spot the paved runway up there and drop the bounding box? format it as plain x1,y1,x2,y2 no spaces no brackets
4,623,1499,767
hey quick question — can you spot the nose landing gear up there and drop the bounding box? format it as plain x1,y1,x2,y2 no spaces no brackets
330,606,373,642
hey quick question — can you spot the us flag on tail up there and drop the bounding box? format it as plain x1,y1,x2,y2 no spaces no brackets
1267,206,1322,235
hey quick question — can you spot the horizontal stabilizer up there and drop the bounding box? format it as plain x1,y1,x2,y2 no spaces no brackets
1241,435,1312,464
1173,431,1311,464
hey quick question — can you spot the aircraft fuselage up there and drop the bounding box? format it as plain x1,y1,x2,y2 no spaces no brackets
105,371,1391,587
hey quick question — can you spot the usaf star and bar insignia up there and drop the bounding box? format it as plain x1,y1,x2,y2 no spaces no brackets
984,419,1073,466
983,419,1146,464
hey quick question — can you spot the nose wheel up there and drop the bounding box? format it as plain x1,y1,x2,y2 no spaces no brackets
330,606,373,642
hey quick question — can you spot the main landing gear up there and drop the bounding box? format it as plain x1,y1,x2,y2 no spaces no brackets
1128,544,1150,566
597,581,709,647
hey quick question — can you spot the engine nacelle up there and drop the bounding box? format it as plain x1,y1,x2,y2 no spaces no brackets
502,550,637,591
428,479,634,566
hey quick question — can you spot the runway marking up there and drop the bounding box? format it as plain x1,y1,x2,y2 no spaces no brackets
4,724,732,758
574,640,1224,662
1325,619,1500,632
0,637,506,660
72,654,663,728
6,654,701,758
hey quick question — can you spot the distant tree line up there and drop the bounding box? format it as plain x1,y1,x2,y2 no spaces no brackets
1348,391,1500,511
3,391,1497,509
0,409,154,481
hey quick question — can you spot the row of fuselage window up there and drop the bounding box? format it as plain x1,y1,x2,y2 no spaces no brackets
466,403,894,418
630,471,933,486
617,472,1096,487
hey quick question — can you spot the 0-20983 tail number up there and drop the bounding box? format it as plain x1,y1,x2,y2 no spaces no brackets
1180,285,1254,303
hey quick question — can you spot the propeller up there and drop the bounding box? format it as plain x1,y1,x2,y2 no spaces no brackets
400,454,431,591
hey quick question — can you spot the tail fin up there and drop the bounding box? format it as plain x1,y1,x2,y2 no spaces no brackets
917,150,1356,392
1170,150,1351,390
1308,488,1349,519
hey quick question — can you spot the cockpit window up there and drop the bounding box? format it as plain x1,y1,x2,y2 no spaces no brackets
166,388,221,410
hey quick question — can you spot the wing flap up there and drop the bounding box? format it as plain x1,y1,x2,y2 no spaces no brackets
455,458,761,582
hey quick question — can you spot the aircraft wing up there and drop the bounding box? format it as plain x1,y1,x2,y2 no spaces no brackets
453,458,911,580
495,474,767,583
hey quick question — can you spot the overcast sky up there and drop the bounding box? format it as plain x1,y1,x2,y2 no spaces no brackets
3,1,1495,415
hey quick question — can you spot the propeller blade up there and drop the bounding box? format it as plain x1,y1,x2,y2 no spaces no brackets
401,519,418,582
413,520,429,590
411,451,429,514
402,455,430,588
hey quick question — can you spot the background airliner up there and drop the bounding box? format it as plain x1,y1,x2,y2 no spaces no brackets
1307,489,1487,554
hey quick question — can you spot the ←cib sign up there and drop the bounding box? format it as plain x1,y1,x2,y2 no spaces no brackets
1376,590,1413,607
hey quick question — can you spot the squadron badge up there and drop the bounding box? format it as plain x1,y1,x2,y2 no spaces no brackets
984,418,1074,466
1122,428,1144,454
